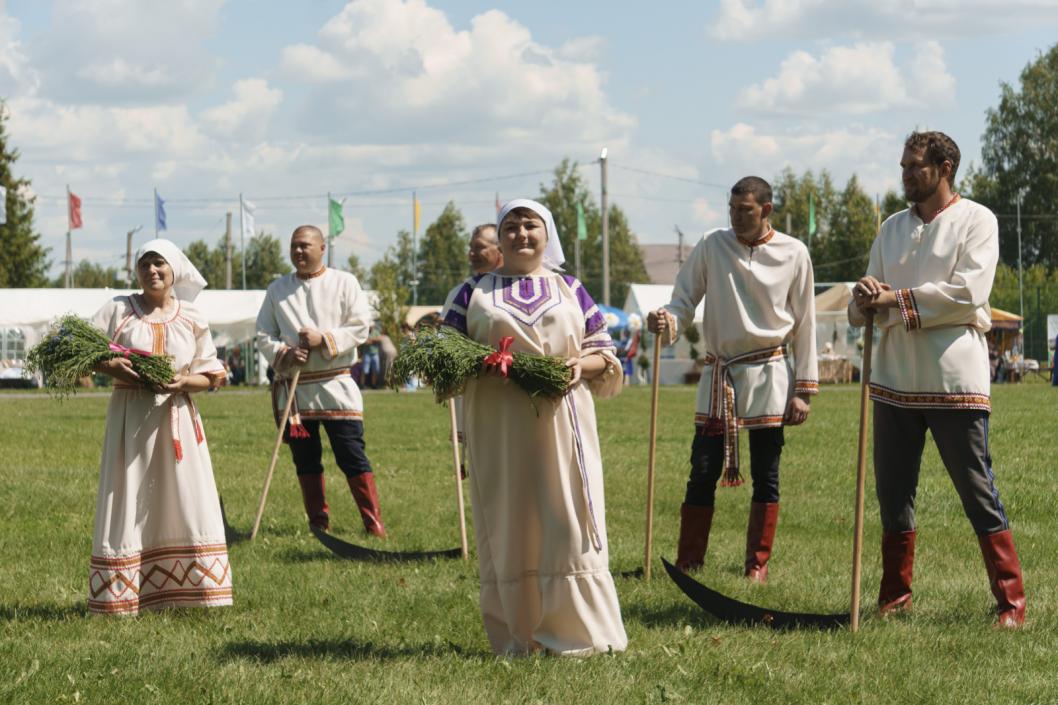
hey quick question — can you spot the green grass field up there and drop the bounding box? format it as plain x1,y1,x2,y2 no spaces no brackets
2,382,1056,704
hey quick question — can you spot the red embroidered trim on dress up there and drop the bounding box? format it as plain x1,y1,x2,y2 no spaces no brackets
869,383,990,412
794,380,820,395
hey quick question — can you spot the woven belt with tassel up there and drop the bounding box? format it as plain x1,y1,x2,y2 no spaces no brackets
114,384,204,461
271,367,352,440
701,345,787,487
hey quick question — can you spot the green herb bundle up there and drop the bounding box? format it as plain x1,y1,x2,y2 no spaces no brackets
390,326,570,403
26,315,175,398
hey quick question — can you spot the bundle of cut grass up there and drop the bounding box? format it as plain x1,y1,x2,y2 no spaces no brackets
25,315,175,398
390,326,570,403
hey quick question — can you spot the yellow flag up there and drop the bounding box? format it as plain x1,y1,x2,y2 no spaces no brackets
413,194,421,233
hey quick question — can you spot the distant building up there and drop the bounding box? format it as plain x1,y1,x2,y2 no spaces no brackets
641,243,695,285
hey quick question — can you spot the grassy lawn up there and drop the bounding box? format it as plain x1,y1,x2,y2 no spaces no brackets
1,382,1056,704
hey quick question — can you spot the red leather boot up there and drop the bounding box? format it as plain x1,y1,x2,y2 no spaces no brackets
977,529,1026,628
878,530,915,614
297,473,330,531
675,504,714,572
744,502,779,583
347,472,387,538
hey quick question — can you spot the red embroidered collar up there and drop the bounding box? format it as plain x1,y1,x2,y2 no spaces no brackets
737,227,774,248
297,266,327,280
916,193,961,224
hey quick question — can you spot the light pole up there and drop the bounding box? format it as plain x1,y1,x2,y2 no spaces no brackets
1016,188,1026,331
125,225,143,287
599,147,609,306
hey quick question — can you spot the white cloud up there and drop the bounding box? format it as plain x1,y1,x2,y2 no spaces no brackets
692,197,721,227
737,41,955,115
0,13,37,97
201,79,284,141
710,123,902,194
28,0,224,104
277,0,635,150
708,0,1058,41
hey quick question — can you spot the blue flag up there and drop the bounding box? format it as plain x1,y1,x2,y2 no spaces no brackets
155,190,167,232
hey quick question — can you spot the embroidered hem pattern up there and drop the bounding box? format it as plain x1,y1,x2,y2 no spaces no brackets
895,288,921,331
88,543,232,615
869,383,991,412
794,380,819,395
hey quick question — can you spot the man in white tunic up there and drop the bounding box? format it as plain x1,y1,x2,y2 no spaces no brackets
849,131,1025,627
649,176,818,581
256,225,385,537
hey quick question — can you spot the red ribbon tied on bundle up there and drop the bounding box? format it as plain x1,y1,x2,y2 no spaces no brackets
483,336,515,378
108,342,153,358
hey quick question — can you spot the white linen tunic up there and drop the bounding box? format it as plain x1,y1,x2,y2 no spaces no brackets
443,272,628,656
848,197,998,411
89,295,231,615
256,268,372,419
664,228,819,427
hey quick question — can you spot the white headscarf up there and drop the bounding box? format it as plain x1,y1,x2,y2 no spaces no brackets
135,238,208,302
496,199,565,272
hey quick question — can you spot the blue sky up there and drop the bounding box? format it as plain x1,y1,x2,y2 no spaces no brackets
2,0,1057,283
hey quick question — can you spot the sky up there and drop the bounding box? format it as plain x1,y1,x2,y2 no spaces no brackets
2,0,1057,281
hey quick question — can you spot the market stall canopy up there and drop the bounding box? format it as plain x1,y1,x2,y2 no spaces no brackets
990,308,1022,331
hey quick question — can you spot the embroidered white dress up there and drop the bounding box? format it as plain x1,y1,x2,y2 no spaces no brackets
256,267,372,420
663,228,818,475
443,273,628,656
848,197,998,410
88,295,231,615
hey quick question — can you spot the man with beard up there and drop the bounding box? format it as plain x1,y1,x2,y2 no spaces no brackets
849,131,1025,627
256,225,386,538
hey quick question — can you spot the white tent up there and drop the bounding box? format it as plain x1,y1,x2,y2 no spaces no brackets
622,284,704,385
0,288,381,384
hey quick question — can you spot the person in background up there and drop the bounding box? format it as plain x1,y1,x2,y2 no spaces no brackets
256,225,386,538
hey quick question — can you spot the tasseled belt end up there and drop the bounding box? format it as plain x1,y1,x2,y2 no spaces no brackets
720,467,743,487
288,411,310,439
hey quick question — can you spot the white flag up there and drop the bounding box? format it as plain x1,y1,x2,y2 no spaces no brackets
0,186,7,225
240,197,256,242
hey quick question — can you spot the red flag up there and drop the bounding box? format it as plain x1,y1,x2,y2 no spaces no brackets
68,191,83,230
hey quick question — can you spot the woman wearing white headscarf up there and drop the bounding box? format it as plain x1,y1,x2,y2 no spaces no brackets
441,200,627,656
86,239,232,615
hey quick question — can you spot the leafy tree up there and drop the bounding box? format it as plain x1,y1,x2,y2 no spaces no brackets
242,232,291,289
537,159,648,306
69,260,123,288
770,167,839,253
369,253,409,343
345,252,367,282
880,190,907,222
185,238,229,290
0,103,49,286
977,42,1058,268
417,201,468,304
816,175,879,283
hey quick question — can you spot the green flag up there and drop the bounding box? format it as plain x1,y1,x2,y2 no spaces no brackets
576,202,587,241
328,197,345,240
808,193,817,238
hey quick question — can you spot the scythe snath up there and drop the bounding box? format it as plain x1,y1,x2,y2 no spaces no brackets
661,314,876,631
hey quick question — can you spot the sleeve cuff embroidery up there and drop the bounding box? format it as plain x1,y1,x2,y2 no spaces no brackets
895,288,921,331
794,380,819,395
322,332,338,360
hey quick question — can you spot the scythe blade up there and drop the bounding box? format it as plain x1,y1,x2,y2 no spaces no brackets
311,526,462,563
662,558,850,630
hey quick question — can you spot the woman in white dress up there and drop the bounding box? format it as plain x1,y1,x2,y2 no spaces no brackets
87,239,232,615
442,199,627,656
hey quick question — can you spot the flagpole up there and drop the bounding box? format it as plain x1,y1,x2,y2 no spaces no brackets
65,185,72,289
412,191,419,306
327,192,333,269
239,193,247,290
